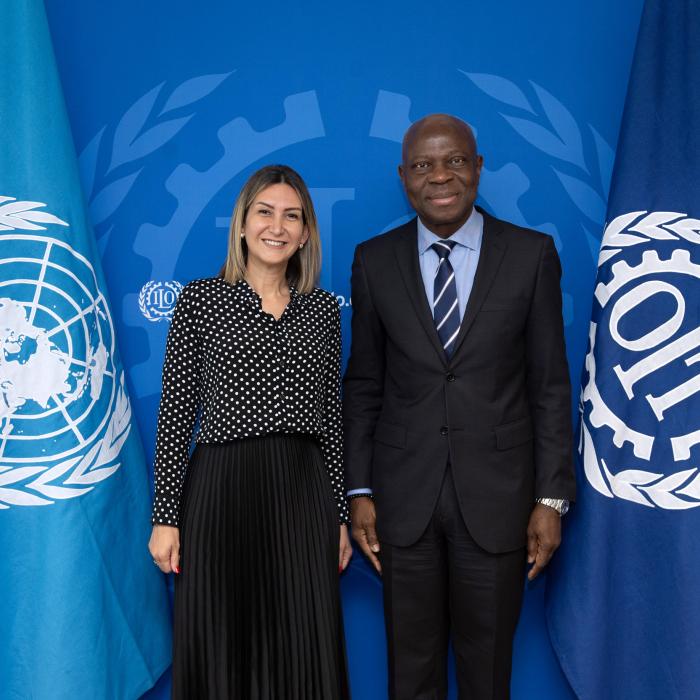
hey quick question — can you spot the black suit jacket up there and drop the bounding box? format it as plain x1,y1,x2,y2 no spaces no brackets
343,209,575,553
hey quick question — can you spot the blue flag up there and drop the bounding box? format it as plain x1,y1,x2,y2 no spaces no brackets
0,2,171,698
546,1,700,698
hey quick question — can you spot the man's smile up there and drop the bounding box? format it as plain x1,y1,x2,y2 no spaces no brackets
427,193,460,206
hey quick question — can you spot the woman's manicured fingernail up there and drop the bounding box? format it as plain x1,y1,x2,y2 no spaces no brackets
175,566,181,574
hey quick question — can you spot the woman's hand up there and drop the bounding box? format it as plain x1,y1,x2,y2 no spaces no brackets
149,524,181,574
339,523,353,573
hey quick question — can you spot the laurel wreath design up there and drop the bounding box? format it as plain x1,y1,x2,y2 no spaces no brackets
581,420,700,510
138,280,183,322
597,210,700,265
0,197,68,231
581,212,700,509
0,376,132,508
463,73,613,249
78,73,232,232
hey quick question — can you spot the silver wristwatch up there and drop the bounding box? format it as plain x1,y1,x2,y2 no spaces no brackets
536,498,570,516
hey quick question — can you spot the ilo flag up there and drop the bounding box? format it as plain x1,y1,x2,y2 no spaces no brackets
0,2,171,698
546,1,700,698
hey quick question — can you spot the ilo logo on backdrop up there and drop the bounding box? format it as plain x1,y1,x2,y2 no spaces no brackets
139,280,183,322
78,72,612,396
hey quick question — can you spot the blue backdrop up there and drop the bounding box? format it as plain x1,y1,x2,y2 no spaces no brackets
43,1,645,697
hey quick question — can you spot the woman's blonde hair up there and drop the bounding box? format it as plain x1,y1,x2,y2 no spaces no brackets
220,165,321,294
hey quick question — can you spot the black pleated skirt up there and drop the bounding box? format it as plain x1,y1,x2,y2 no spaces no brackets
172,434,349,700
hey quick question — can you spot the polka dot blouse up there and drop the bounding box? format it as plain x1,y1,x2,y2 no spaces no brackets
151,277,349,526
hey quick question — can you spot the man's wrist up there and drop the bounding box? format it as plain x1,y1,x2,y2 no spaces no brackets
347,488,373,501
535,498,569,516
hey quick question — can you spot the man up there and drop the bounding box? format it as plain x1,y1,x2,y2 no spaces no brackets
343,114,575,699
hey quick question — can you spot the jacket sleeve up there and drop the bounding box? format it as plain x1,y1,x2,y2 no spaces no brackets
525,235,576,501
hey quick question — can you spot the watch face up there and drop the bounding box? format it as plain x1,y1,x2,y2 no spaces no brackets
560,501,570,516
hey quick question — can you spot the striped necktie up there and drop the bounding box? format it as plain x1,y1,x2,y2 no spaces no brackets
431,240,459,356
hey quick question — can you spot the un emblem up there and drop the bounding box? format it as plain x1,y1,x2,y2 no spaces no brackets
0,199,131,508
581,211,700,509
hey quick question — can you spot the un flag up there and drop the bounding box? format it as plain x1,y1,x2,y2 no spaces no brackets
546,1,700,698
0,2,171,698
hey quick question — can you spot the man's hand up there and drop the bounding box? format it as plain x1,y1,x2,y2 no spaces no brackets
526,503,561,581
350,497,381,574
149,524,180,574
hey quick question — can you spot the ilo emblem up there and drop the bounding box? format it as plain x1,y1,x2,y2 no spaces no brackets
581,211,700,509
139,280,183,322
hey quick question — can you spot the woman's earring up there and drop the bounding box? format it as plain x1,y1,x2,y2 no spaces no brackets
299,242,304,249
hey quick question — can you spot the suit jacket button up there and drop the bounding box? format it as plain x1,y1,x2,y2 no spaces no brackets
440,426,449,436
446,373,455,382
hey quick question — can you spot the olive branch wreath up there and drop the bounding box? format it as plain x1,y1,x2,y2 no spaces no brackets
78,73,231,232
597,210,700,263
462,72,613,252
0,378,132,508
0,197,68,230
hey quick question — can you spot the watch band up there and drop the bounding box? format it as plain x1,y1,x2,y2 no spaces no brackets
536,498,570,516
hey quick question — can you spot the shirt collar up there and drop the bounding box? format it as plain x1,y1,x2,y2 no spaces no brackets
235,278,301,312
417,207,483,256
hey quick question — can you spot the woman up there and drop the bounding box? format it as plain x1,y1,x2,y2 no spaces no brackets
148,164,352,699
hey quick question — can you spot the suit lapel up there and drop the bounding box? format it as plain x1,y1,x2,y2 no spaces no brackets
450,210,507,358
393,219,447,364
